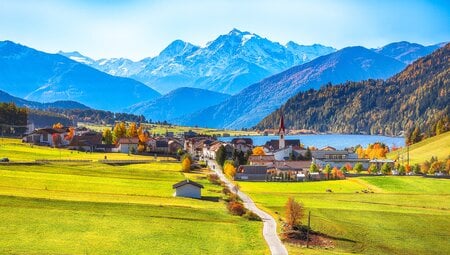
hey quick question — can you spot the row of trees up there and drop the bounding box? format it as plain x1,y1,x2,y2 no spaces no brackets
0,102,28,136
355,142,389,159
102,122,150,153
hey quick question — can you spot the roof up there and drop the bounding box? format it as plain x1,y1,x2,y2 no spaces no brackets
172,179,204,189
69,132,102,147
33,128,68,135
117,137,140,144
156,140,169,147
311,150,350,159
279,111,285,134
264,139,300,151
273,160,311,170
369,159,395,163
238,165,268,174
231,138,253,145
320,146,337,151
248,155,275,162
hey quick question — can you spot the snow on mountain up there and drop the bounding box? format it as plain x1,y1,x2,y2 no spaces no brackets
64,29,336,94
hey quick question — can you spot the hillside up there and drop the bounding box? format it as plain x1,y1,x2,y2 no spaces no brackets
0,139,266,254
387,132,450,165
0,41,160,112
180,46,406,129
126,87,231,122
0,89,90,110
61,29,335,94
256,43,449,136
374,41,442,64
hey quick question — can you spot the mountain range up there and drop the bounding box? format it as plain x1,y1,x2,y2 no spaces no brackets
0,89,89,110
256,43,449,136
0,41,161,112
60,29,336,95
126,87,231,122
179,46,407,129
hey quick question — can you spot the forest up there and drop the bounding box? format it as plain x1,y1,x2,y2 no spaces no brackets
255,43,449,142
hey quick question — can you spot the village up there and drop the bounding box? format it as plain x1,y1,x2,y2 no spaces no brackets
21,114,398,183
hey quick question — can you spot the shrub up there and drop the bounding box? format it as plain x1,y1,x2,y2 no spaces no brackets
243,211,261,221
227,201,246,216
353,163,364,173
207,173,221,185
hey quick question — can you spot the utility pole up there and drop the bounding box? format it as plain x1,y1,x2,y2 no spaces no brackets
306,211,311,248
407,144,410,167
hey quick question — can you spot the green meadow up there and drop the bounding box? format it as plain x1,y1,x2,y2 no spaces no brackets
0,139,267,254
387,131,450,165
238,177,450,255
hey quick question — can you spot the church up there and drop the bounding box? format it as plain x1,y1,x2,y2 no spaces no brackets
263,112,302,160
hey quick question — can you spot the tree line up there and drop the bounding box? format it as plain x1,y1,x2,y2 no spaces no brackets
255,43,449,142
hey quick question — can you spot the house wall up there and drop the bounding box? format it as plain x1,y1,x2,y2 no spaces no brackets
235,173,267,181
119,144,137,153
174,184,201,199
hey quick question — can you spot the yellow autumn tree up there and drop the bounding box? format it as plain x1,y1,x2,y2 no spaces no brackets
285,197,304,229
252,146,265,155
137,126,149,152
127,122,138,138
223,162,236,178
181,157,191,172
113,122,126,143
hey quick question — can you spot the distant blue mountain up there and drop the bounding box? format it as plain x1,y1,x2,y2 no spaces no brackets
374,41,443,64
126,87,231,122
180,46,407,129
61,29,336,94
0,89,90,110
0,41,161,112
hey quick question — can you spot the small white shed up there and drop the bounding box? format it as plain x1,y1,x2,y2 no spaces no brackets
172,179,204,199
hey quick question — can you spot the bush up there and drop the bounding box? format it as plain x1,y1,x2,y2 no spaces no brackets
227,201,246,216
243,211,261,221
207,173,221,185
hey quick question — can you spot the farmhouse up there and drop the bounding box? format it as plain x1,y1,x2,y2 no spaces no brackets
115,137,139,153
68,131,102,152
23,128,69,147
172,179,204,199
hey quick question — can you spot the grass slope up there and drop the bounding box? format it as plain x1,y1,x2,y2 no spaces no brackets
239,177,450,255
0,139,267,254
387,131,450,165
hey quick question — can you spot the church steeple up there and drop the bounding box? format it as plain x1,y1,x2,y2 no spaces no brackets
279,110,285,149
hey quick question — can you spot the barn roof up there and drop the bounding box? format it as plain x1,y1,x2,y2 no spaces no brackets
172,179,204,189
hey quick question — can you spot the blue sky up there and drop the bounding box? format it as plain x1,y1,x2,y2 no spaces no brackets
0,0,448,60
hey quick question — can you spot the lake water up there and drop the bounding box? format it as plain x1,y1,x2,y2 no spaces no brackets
218,134,405,149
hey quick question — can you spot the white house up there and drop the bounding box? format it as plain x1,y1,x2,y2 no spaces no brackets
172,179,204,199
115,137,139,153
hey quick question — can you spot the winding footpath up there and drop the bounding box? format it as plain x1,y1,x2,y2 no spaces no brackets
207,160,288,255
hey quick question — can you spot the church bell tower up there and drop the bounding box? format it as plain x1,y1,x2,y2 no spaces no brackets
279,111,285,149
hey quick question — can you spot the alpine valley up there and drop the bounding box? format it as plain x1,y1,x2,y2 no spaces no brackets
0,30,446,132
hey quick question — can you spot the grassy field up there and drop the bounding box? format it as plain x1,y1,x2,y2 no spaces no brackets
387,131,450,165
238,177,450,255
0,139,267,254
79,122,258,137
0,138,172,162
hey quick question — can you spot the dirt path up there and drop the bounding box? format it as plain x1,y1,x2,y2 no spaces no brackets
208,160,288,255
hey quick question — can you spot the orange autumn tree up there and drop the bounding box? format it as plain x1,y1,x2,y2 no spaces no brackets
127,122,138,138
252,146,265,155
137,126,149,152
53,123,63,129
65,127,75,141
356,142,389,159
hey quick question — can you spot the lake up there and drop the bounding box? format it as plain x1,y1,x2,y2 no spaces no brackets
218,134,405,149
